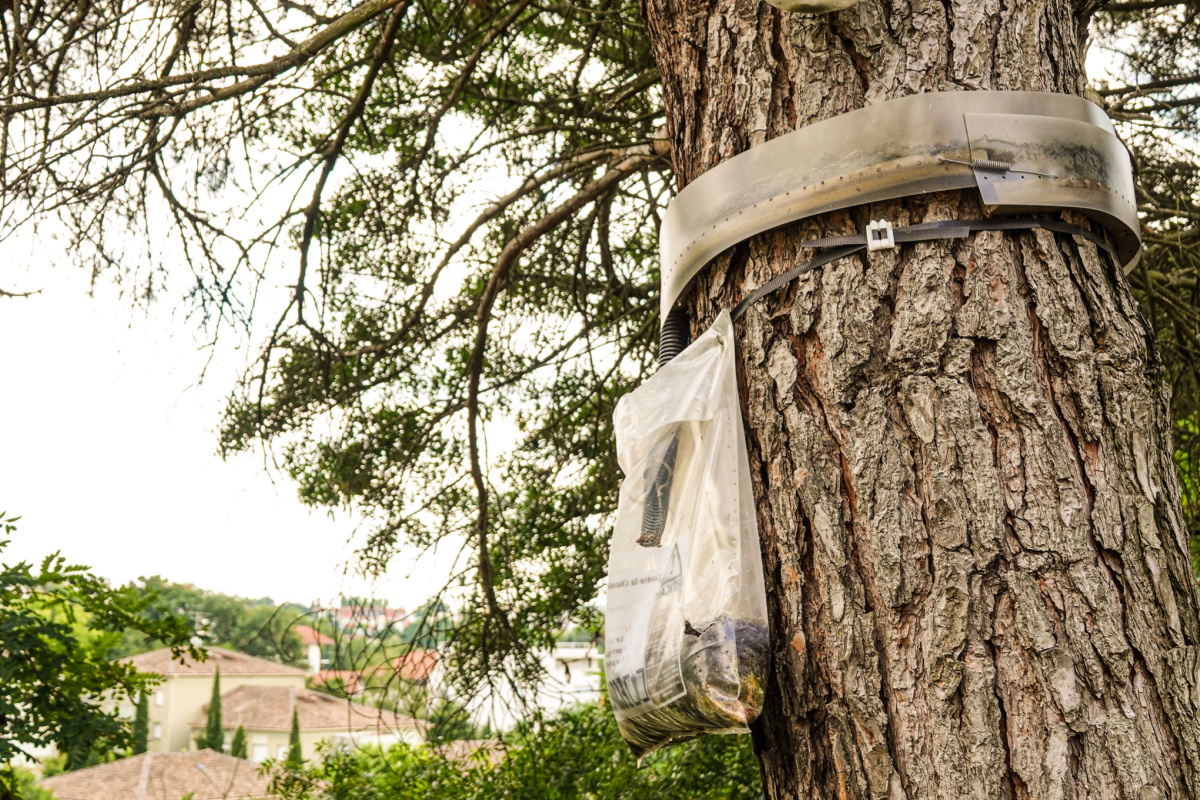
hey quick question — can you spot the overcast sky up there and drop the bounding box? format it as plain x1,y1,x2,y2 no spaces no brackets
0,243,460,611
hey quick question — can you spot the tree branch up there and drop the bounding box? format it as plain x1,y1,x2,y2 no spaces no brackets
340,143,647,359
1099,72,1200,96
0,0,403,114
464,147,656,635
294,0,409,324
1101,0,1187,11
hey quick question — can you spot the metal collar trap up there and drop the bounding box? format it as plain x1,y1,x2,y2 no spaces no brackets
657,90,1140,348
640,90,1141,547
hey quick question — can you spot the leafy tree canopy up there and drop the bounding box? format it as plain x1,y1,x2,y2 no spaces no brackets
231,725,249,759
0,0,1196,699
0,513,199,776
112,577,306,666
268,701,761,800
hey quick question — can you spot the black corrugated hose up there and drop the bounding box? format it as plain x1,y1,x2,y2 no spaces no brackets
638,307,689,547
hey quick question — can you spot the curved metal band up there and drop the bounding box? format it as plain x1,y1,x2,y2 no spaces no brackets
659,91,1141,324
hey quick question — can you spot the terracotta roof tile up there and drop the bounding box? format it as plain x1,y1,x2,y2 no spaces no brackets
38,751,274,800
192,684,429,733
310,670,364,694
124,647,307,678
385,650,439,681
293,625,335,646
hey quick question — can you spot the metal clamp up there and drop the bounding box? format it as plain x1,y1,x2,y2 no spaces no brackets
866,220,896,251
658,91,1141,327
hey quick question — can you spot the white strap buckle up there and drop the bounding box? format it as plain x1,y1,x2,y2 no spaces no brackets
866,220,896,252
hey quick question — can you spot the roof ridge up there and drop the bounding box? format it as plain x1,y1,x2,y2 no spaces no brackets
40,751,151,780
124,646,306,675
135,752,153,800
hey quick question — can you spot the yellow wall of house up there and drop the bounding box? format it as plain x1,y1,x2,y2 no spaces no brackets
227,726,426,763
146,674,307,753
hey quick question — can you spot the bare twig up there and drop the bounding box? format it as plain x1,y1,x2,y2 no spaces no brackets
0,0,403,114
464,146,656,635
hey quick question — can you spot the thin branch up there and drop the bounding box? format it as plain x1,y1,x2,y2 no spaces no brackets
1125,95,1200,113
1102,0,1188,11
1099,72,1200,96
340,144,645,359
294,0,410,323
464,147,656,636
402,0,535,173
0,0,403,114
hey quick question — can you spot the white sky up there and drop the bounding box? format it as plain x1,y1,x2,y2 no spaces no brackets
0,250,461,611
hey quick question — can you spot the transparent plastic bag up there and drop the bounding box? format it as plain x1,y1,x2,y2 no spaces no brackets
604,310,769,758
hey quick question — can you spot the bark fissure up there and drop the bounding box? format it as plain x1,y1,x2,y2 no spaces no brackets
989,633,1025,800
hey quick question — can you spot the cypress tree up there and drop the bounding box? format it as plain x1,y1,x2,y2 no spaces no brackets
132,693,149,755
286,708,301,766
201,668,223,752
229,726,246,759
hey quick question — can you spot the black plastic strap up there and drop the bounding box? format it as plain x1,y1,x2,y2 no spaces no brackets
731,244,865,321
730,217,1115,321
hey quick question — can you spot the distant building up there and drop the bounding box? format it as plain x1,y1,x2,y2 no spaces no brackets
191,685,427,762
381,649,441,683
314,604,407,636
464,642,602,731
122,648,308,753
37,751,273,800
293,625,334,673
309,669,365,696
379,642,601,732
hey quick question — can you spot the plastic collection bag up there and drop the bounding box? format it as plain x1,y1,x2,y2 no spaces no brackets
604,311,769,758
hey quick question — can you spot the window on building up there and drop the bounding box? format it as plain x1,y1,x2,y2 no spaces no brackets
152,723,162,740
277,745,288,760
154,691,164,706
252,744,268,763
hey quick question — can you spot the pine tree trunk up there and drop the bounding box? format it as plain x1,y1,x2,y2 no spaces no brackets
639,2,1200,797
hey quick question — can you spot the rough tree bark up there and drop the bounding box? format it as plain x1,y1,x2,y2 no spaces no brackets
639,1,1200,798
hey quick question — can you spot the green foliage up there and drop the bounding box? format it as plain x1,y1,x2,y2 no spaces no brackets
288,709,303,766
132,693,150,755
112,578,305,666
1092,3,1200,556
0,513,199,769
231,726,248,760
396,601,454,649
424,699,479,745
196,669,224,752
0,764,56,800
267,702,760,800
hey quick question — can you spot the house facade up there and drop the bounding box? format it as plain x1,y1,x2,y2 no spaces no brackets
467,642,602,730
123,648,308,753
313,603,407,636
377,643,602,732
189,684,428,762
293,625,334,673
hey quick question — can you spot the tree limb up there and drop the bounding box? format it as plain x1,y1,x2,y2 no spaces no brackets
464,147,657,636
0,0,403,114
294,0,409,324
1101,0,1187,11
1099,72,1200,96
